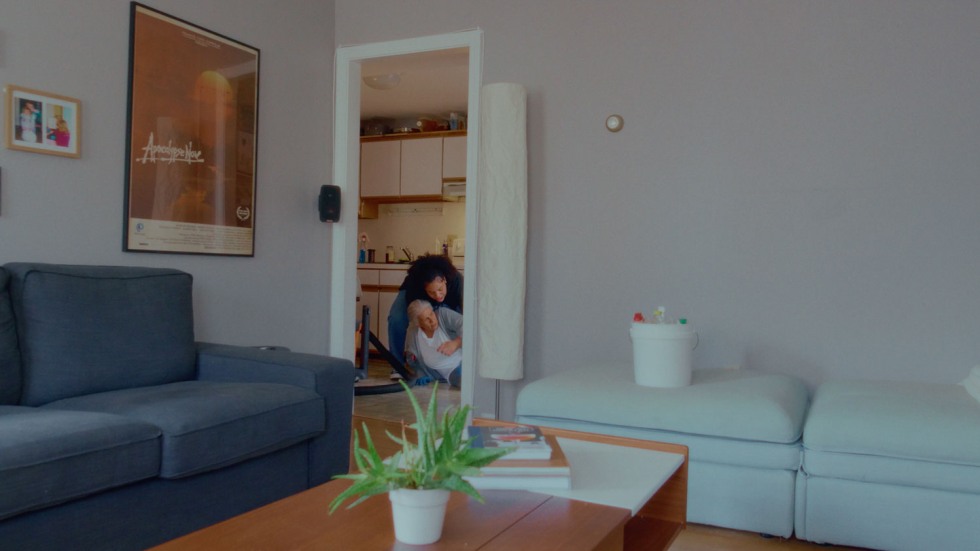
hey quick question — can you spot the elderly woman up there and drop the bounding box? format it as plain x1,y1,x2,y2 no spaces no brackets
404,299,462,388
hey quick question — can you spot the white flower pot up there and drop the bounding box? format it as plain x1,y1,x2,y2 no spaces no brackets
388,488,450,545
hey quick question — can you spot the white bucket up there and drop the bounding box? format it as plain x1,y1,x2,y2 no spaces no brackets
629,322,696,388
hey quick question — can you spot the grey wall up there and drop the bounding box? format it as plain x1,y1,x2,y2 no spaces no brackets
336,0,980,417
0,0,337,353
3,1,979,419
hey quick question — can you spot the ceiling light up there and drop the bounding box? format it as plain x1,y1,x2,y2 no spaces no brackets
363,73,402,90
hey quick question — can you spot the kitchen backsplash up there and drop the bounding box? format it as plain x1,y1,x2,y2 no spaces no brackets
357,201,466,263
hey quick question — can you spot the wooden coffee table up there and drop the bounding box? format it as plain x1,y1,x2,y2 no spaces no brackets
152,423,687,551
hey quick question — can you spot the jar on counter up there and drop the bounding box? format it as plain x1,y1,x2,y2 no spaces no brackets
385,246,395,264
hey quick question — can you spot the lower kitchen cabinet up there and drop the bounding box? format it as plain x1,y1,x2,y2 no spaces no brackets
357,266,408,353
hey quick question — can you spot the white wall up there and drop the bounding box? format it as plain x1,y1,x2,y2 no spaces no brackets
357,201,466,262
0,0,337,353
4,1,979,419
336,0,980,417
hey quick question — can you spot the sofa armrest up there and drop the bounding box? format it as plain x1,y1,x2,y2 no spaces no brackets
195,343,354,485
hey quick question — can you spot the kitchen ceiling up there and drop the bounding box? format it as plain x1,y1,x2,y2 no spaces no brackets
360,47,469,121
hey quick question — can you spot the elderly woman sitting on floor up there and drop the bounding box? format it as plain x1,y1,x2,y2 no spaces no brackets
404,299,462,388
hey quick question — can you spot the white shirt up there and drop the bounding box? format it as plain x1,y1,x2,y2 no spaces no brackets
417,326,462,378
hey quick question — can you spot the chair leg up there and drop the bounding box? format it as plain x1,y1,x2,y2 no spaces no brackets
353,305,370,382
353,305,411,395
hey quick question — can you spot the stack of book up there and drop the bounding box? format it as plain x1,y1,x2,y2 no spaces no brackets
465,425,571,490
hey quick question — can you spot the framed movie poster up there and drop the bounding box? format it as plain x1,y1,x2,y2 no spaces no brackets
4,85,81,159
124,2,259,256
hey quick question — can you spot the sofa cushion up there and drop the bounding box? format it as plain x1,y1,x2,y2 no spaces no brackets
0,269,21,405
4,263,195,406
44,381,325,478
803,380,980,492
0,405,161,521
517,364,810,444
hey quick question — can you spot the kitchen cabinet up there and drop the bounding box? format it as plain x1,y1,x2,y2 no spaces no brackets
360,141,400,198
378,289,398,348
400,137,443,196
356,268,380,341
359,131,467,210
356,266,408,352
442,135,467,180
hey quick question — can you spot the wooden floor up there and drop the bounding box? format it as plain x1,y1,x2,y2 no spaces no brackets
668,525,864,551
348,412,865,551
353,357,460,422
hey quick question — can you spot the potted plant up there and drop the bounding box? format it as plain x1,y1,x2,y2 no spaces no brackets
329,381,512,545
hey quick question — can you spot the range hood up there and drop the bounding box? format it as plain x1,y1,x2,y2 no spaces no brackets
442,181,466,198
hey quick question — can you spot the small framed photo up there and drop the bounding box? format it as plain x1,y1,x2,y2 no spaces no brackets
4,85,81,158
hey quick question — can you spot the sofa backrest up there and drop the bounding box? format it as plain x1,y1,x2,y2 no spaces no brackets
3,263,196,406
0,268,22,405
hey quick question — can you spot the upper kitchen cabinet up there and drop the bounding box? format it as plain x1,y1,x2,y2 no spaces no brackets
442,136,467,180
400,137,443,196
360,140,401,198
359,131,467,207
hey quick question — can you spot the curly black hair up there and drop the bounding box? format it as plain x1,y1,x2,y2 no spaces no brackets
401,254,463,311
404,254,459,287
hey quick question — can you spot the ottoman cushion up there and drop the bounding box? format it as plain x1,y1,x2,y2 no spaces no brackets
518,364,809,469
803,380,980,493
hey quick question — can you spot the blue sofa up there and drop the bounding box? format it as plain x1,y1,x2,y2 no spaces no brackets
0,263,354,550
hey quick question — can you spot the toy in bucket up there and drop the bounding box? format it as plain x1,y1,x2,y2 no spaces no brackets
630,307,697,388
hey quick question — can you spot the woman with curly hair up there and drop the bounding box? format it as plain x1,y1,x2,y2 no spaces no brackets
387,254,463,372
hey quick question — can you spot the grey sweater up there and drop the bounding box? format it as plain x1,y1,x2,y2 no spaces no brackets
405,307,463,380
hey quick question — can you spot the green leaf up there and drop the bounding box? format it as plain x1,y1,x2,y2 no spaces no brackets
441,475,485,503
330,380,512,511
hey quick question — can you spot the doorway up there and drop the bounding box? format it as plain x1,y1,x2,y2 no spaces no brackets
330,31,497,419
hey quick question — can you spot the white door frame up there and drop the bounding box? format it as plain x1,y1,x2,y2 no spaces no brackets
330,30,492,416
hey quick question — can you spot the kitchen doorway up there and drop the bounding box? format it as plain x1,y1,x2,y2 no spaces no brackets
331,31,497,420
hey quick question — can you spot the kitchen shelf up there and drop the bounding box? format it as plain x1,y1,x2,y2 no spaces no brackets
360,129,467,142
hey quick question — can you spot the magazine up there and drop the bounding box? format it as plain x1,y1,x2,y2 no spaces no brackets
467,425,553,460
466,435,571,490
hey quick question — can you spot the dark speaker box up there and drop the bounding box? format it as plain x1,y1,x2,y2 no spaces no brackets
318,185,341,222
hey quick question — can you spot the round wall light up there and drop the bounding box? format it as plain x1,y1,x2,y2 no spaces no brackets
605,114,624,132
363,73,402,90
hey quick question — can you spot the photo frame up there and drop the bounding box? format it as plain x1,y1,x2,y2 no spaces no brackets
124,2,259,256
4,85,81,158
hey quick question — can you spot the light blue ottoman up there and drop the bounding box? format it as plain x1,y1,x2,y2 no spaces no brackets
517,364,809,537
797,380,980,551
